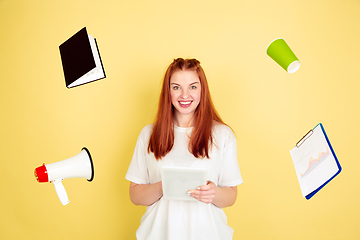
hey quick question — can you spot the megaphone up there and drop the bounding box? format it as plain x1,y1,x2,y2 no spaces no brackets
34,147,94,206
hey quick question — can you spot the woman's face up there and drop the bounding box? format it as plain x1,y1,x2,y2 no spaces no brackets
170,70,201,125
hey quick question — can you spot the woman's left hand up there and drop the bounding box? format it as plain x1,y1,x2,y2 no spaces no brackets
188,181,216,204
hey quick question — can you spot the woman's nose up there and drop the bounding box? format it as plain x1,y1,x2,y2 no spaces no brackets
180,89,190,98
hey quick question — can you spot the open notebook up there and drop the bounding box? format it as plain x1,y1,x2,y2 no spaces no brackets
59,27,105,88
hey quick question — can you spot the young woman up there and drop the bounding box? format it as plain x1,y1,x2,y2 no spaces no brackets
126,58,243,240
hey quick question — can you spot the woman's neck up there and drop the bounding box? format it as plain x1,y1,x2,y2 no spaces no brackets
173,113,195,128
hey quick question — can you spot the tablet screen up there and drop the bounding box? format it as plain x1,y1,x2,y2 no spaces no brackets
161,166,208,201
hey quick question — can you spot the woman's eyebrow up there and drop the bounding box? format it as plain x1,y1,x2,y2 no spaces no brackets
190,81,200,85
170,82,199,85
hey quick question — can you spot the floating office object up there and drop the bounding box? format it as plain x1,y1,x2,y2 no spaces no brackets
59,27,105,88
290,123,341,199
34,147,94,205
266,38,300,73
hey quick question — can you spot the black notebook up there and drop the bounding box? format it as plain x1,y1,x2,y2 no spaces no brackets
59,27,105,88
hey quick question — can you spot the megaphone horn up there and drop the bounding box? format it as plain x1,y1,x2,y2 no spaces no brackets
34,147,94,206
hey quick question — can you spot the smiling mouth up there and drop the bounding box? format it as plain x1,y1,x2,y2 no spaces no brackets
179,101,192,108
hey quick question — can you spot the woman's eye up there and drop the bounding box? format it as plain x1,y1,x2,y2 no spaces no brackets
173,86,180,90
190,86,197,89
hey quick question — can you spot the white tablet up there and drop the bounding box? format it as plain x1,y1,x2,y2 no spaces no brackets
161,166,208,201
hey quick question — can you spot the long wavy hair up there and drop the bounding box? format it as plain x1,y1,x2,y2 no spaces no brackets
148,58,226,160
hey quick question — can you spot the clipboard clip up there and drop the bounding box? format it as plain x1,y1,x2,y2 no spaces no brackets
296,129,313,148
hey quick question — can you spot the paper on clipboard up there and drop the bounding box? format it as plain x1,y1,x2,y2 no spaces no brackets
161,166,208,201
290,123,341,200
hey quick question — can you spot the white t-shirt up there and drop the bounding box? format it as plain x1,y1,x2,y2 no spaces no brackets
125,123,243,240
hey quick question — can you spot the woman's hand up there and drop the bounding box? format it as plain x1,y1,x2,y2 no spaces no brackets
188,181,216,204
188,181,238,208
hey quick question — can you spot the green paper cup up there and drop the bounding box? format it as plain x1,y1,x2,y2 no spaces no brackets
266,38,300,73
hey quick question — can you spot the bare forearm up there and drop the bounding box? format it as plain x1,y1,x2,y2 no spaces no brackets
212,186,237,208
129,181,163,206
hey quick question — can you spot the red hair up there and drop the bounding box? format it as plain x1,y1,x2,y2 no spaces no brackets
148,58,226,160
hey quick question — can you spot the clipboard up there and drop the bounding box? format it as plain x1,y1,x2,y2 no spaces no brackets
290,123,341,200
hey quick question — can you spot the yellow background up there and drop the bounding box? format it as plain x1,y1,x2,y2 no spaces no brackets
1,0,359,239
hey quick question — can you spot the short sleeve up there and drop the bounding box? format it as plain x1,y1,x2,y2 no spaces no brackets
125,125,152,184
217,128,243,187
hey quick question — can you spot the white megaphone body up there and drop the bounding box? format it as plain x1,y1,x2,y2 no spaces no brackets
34,147,94,206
